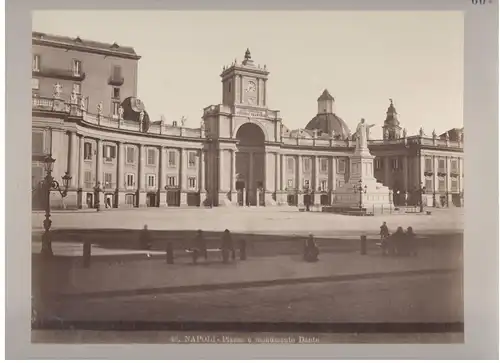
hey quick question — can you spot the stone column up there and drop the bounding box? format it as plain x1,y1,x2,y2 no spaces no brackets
313,155,320,206
116,142,125,208
200,149,207,206
446,156,452,207
249,152,254,205
403,155,409,193
297,155,303,206
280,154,287,205
433,155,439,207
96,139,103,185
159,146,166,206
180,148,187,206
78,135,85,190
230,149,237,204
383,156,391,188
137,144,146,207
330,156,336,204
68,132,78,188
95,139,103,209
275,152,279,195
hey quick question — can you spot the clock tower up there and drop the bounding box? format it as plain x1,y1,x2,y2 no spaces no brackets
220,48,269,108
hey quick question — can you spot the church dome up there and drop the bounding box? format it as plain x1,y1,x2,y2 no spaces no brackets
305,113,351,139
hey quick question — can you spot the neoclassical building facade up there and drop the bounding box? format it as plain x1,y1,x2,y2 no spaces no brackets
32,32,464,210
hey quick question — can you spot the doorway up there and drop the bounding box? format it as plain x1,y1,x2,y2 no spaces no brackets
86,193,93,208
147,193,157,207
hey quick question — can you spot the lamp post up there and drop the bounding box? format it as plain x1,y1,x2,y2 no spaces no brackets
94,181,103,212
353,179,367,210
416,183,427,212
36,155,71,258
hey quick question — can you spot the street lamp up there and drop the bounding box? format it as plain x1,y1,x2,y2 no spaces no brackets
94,181,103,212
353,179,367,210
36,154,72,258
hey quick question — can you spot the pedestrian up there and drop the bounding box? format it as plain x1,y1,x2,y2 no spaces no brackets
405,226,418,256
391,226,405,256
139,224,152,250
303,233,319,262
221,229,234,263
194,229,207,260
379,222,390,255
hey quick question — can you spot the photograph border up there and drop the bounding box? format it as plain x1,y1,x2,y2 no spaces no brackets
6,0,499,359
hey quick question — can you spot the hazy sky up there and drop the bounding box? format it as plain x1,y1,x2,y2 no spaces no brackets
32,11,463,138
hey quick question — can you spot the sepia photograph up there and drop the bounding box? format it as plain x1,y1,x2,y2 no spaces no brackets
29,9,466,344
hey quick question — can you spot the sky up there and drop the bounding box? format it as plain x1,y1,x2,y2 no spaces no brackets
32,11,464,138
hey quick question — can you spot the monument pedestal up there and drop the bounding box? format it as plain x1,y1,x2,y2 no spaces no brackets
329,135,393,214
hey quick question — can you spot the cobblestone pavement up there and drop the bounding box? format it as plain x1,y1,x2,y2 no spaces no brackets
41,272,463,324
32,207,463,236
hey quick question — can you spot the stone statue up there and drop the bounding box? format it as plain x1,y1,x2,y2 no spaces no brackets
80,97,86,110
180,116,187,127
383,128,389,140
118,105,124,120
160,114,166,123
70,90,78,104
402,128,407,138
432,129,437,139
355,118,375,149
139,110,145,123
312,129,318,139
444,131,450,141
53,83,62,99
330,129,336,139
97,102,103,115
419,127,424,137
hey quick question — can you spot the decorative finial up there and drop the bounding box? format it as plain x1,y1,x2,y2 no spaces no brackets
245,48,251,60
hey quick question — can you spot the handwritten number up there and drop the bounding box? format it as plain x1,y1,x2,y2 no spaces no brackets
472,0,487,4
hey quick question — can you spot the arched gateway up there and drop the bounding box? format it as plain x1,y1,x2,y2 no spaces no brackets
235,122,266,206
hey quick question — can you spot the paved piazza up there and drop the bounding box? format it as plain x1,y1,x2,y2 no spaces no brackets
33,207,463,237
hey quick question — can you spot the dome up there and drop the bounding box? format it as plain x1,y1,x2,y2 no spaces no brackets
305,113,351,139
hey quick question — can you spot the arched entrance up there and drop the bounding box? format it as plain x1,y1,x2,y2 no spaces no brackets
235,123,266,206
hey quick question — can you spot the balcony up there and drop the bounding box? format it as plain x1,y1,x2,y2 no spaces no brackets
33,67,86,81
108,76,125,86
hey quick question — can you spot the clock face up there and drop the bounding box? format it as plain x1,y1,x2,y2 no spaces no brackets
246,80,256,93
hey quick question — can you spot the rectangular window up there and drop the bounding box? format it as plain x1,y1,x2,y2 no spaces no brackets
451,159,458,173
438,178,445,191
126,146,135,164
438,159,445,172
451,178,458,192
112,65,122,80
168,151,176,167
320,180,327,191
112,101,120,118
320,158,328,173
287,179,293,188
32,54,40,71
147,148,156,166
287,157,294,173
84,142,93,160
126,173,135,187
32,132,44,154
104,172,113,188
84,171,92,189
104,145,116,162
72,83,81,94
188,177,197,189
167,176,177,187
188,151,196,168
303,158,311,172
32,165,44,186
112,87,120,99
425,178,433,191
147,174,156,188
72,59,82,76
425,158,432,172
31,78,40,90
391,158,400,170
338,159,346,174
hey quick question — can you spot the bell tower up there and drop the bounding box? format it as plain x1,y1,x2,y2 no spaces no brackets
382,99,402,140
220,49,269,108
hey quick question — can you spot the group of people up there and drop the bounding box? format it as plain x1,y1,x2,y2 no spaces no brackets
379,222,417,256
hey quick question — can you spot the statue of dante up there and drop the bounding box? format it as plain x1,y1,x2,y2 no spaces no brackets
355,118,375,149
